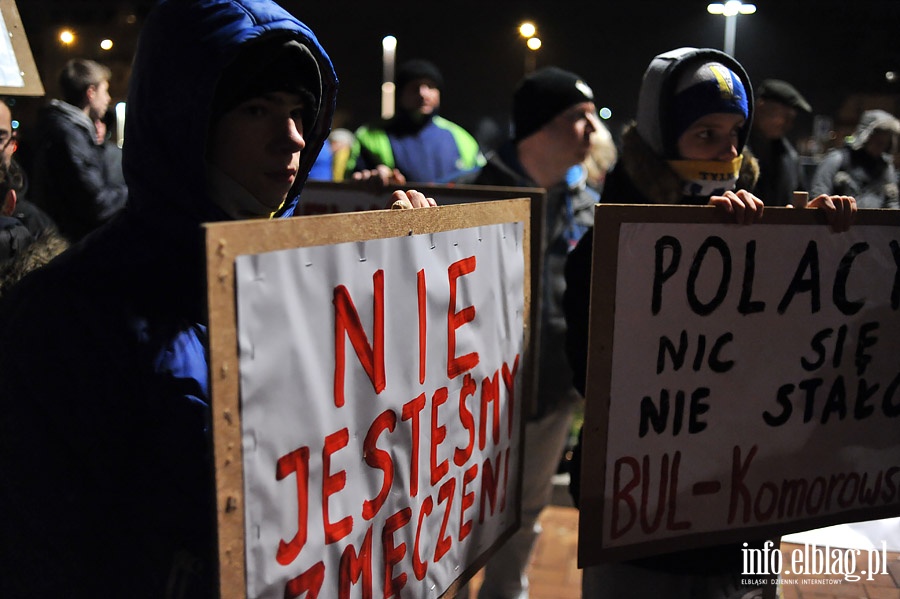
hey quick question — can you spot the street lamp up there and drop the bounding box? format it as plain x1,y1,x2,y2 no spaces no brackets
518,22,536,39
518,21,540,74
59,29,76,46
381,35,397,120
707,1,756,57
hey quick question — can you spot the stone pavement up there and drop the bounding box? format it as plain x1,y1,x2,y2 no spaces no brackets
468,505,900,599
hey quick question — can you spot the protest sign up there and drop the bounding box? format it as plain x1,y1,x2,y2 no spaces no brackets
206,200,531,598
578,205,900,566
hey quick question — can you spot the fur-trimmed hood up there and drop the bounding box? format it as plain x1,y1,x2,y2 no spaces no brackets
849,109,900,152
606,122,759,205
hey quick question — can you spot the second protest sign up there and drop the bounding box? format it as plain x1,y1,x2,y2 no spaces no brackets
578,205,900,566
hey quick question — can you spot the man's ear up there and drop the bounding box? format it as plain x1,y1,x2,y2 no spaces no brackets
1,188,16,216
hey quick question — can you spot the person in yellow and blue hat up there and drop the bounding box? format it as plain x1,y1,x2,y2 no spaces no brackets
563,47,856,599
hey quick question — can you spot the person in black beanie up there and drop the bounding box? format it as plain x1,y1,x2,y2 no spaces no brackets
456,65,601,599
348,58,484,184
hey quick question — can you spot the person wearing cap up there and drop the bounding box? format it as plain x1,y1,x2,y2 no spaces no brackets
810,109,900,208
563,47,855,599
0,1,343,595
348,58,484,183
455,65,599,599
747,78,813,206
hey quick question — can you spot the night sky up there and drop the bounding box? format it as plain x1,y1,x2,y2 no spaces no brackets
280,0,900,143
16,0,900,147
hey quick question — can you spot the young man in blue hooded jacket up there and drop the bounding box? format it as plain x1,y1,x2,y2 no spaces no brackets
0,1,358,597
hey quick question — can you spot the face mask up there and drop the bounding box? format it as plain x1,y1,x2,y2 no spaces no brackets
667,155,743,198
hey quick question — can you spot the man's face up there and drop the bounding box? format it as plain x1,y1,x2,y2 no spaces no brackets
398,77,440,116
0,102,15,167
208,91,307,216
753,98,797,140
535,101,598,167
87,79,111,121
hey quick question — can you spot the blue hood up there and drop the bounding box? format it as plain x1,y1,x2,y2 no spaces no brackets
123,0,338,222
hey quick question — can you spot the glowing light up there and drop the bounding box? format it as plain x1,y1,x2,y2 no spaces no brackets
381,36,397,120
519,22,536,38
599,107,612,120
708,1,756,15
59,30,75,45
115,102,126,148
526,37,542,51
100,39,113,51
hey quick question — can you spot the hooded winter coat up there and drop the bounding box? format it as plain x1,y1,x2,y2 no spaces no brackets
0,1,337,597
566,47,758,415
810,109,900,209
563,47,764,577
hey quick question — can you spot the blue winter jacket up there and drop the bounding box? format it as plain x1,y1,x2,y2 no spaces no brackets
0,1,337,597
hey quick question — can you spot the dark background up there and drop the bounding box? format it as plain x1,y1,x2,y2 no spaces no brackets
12,0,900,151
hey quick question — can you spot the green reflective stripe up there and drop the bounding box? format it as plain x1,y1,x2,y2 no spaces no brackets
353,125,395,169
434,116,485,169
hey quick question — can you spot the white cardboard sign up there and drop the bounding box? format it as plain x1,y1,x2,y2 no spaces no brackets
579,206,900,565
234,222,525,597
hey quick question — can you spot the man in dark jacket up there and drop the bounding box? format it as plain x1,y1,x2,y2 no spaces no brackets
0,157,65,288
459,66,599,599
0,1,338,596
0,98,68,297
31,58,127,242
747,78,812,206
0,156,34,266
0,98,58,238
